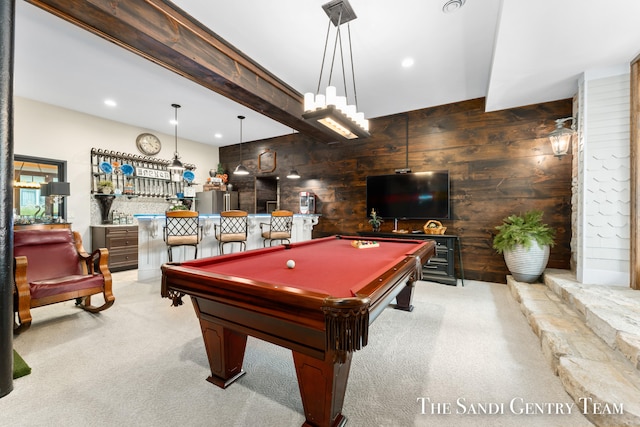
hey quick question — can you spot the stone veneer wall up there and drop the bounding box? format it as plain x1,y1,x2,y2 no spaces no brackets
574,68,631,285
571,95,579,274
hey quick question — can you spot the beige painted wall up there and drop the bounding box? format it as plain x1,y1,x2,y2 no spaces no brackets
14,96,219,244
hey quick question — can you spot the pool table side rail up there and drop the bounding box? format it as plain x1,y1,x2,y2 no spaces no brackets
160,239,431,330
192,296,329,360
161,264,355,324
162,266,367,361
352,241,433,304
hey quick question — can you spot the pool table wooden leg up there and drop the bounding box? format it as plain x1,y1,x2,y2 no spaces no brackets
292,351,351,427
199,318,248,388
394,280,415,312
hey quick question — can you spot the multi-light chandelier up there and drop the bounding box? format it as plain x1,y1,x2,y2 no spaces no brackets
302,0,369,141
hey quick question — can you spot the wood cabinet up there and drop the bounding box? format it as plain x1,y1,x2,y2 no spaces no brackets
358,232,464,286
91,225,138,272
419,235,462,286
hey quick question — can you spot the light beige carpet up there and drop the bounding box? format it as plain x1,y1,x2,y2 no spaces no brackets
1,270,592,426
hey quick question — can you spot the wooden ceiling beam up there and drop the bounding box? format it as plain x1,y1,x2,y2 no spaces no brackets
25,0,335,143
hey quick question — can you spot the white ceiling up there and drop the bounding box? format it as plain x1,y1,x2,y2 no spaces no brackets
13,0,640,147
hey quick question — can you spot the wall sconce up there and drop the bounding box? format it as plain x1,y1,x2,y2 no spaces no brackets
548,117,576,159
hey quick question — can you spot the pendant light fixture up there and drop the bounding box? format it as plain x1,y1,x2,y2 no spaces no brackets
168,103,185,176
233,115,250,175
286,129,300,179
287,169,301,179
302,0,370,141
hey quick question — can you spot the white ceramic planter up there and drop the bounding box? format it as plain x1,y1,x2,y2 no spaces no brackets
503,242,550,283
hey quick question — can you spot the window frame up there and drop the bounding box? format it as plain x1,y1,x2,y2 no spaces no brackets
14,155,68,221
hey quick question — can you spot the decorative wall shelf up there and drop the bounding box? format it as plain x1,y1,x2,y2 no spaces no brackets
90,148,196,198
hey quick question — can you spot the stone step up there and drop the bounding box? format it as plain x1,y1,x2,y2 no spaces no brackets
507,274,640,427
543,269,640,372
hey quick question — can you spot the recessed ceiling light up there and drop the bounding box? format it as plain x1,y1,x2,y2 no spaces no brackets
401,58,414,68
442,0,466,13
214,133,222,139
169,119,178,125
104,99,117,107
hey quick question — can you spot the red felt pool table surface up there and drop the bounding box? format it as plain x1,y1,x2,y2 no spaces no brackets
180,235,427,297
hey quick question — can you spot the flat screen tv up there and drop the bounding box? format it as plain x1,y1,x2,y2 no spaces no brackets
366,171,450,220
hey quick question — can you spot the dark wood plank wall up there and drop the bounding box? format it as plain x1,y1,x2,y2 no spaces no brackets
220,97,573,284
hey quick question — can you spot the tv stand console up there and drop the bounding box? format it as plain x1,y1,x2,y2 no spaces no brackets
358,232,464,286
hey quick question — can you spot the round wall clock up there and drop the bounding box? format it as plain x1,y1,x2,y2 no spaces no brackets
136,133,162,156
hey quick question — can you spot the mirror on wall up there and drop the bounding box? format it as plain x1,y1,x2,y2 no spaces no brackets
14,155,67,224
255,176,279,214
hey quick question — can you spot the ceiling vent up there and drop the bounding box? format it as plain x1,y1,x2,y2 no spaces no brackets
442,0,466,13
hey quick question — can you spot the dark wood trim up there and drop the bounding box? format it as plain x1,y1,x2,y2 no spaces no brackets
14,154,68,220
25,0,335,143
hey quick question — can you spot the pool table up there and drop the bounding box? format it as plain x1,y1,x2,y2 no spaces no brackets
161,235,435,427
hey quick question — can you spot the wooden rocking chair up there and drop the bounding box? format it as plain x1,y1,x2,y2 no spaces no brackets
13,229,115,333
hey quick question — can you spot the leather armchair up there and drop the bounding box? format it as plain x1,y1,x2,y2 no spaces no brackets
13,229,115,333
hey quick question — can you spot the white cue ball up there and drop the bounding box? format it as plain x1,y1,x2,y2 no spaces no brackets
286,259,296,269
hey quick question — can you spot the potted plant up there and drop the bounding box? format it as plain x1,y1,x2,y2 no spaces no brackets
97,180,114,194
493,210,556,283
368,208,383,232
168,203,189,211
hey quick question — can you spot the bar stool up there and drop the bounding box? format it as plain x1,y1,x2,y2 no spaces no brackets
260,210,293,247
214,210,248,254
163,210,202,262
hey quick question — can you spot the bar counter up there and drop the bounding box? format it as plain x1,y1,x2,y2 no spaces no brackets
134,213,320,280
